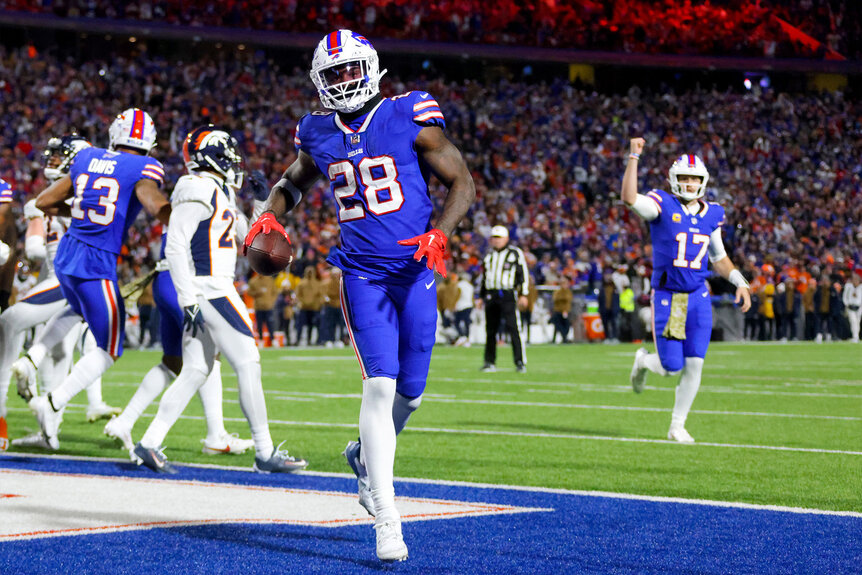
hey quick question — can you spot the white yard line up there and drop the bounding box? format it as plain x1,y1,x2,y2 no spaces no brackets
263,393,861,421
436,376,862,398
15,405,853,455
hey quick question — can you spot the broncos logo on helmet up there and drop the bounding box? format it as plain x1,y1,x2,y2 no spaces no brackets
183,125,244,190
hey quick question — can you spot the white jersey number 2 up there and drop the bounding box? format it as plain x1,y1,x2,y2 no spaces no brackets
329,156,404,222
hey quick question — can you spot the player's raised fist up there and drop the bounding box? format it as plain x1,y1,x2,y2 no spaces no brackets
398,228,449,278
630,137,645,156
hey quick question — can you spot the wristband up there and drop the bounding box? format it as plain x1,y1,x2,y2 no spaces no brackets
728,269,750,289
629,153,640,160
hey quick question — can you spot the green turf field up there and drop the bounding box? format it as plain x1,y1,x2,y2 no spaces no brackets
5,342,861,512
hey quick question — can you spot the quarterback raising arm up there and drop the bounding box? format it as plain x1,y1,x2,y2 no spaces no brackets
622,137,750,311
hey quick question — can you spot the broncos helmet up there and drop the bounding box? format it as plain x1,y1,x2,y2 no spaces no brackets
668,154,709,202
109,108,157,153
42,134,92,182
310,30,387,113
182,125,244,189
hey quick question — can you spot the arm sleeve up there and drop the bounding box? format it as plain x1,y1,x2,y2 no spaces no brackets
165,201,212,308
630,194,660,221
708,227,728,263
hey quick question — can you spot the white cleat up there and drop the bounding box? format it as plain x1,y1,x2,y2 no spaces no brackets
201,432,255,455
104,416,134,451
667,425,695,443
11,431,59,451
28,395,61,449
630,347,648,393
12,356,38,402
87,402,122,423
374,520,408,562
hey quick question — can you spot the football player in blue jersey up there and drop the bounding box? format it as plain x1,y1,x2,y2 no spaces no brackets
20,108,172,449
1,135,124,451
245,30,475,561
622,137,751,443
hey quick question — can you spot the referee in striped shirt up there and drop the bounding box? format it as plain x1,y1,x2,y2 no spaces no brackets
480,225,529,373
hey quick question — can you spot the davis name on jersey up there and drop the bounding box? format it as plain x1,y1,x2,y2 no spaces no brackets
295,91,445,272
645,188,726,293
174,174,239,279
66,147,164,255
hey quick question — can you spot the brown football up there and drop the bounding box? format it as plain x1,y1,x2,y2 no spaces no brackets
246,230,293,276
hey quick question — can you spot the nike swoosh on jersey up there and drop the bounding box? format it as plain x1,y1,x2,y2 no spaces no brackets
420,93,430,99
425,281,435,289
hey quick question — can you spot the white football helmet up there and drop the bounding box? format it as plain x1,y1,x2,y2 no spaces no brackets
668,154,709,202
42,134,92,182
310,30,387,113
108,108,157,153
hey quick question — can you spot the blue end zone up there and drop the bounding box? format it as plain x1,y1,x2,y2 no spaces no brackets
1,455,858,575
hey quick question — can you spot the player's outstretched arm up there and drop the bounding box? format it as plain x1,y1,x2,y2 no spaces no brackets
35,175,73,216
414,126,475,237
245,152,320,253
136,179,171,225
263,151,321,218
713,256,752,312
621,138,644,206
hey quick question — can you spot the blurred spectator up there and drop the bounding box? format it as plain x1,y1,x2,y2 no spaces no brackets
803,278,818,340
815,274,836,342
319,267,345,347
598,271,620,343
437,272,460,339
453,271,475,346
247,272,278,344
844,271,862,343
758,281,776,340
551,277,573,344
295,267,323,346
276,283,296,346
776,278,801,341
619,283,638,342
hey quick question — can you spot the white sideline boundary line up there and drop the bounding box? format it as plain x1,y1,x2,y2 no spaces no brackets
2,451,860,520
9,405,860,455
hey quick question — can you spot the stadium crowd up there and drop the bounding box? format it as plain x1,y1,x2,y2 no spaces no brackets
0,42,859,343
2,0,859,59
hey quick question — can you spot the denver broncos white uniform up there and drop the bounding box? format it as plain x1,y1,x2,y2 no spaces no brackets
138,173,284,464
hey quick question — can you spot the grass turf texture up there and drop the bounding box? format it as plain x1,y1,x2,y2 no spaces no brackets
5,342,860,513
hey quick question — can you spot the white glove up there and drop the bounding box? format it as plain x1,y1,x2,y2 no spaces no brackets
23,199,43,220
0,240,10,266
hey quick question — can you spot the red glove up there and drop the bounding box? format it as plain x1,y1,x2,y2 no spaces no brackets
397,228,448,277
243,212,289,255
